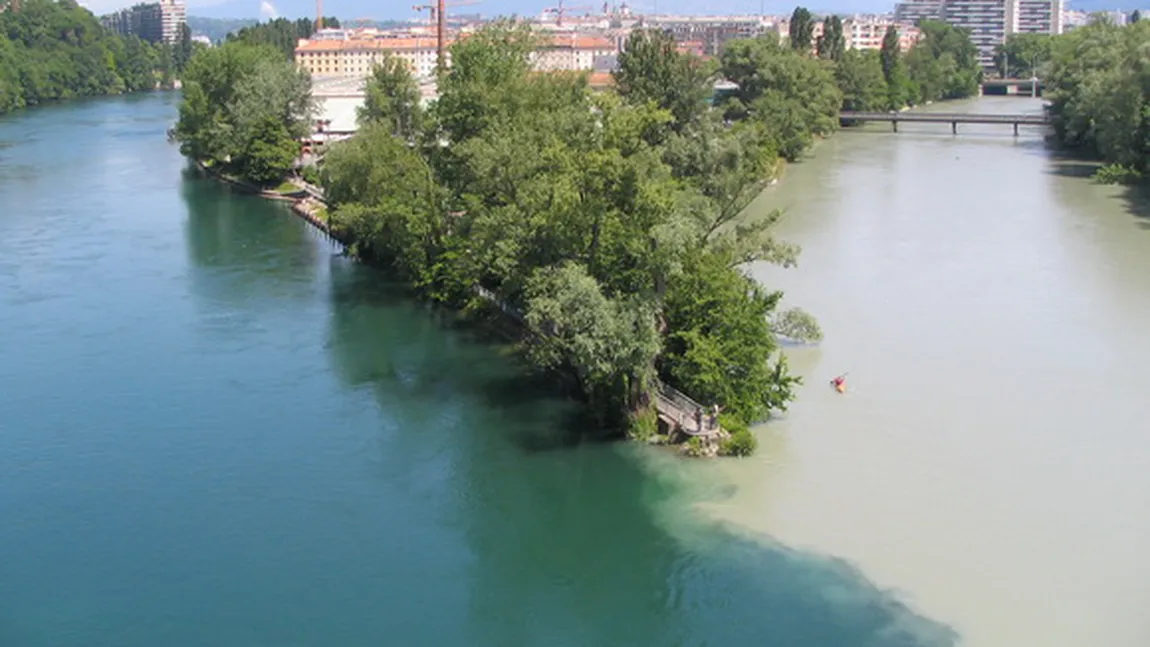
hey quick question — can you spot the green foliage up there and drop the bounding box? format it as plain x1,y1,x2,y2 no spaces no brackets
321,22,817,446
995,33,1052,78
227,17,338,60
1094,163,1143,185
614,28,714,132
174,40,314,185
523,262,662,415
879,26,914,108
788,7,815,53
626,405,660,441
835,49,890,111
661,251,800,424
772,306,823,343
0,0,175,114
905,20,982,102
718,34,842,161
359,53,423,140
1046,19,1150,174
719,427,757,457
817,15,845,62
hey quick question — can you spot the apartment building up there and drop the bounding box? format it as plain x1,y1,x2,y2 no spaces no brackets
892,0,1061,69
101,0,185,44
894,0,944,25
842,16,922,51
1015,0,1062,34
644,15,771,56
531,35,618,71
295,37,447,80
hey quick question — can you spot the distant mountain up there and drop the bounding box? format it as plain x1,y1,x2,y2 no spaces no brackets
187,16,258,41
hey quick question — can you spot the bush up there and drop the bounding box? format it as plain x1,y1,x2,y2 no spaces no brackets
719,427,757,457
627,406,659,441
1094,163,1142,185
682,436,706,457
301,164,321,185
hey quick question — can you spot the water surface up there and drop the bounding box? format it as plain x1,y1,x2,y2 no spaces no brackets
0,95,954,645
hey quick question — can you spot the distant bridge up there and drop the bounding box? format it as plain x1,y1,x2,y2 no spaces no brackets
839,110,1050,135
981,77,1045,96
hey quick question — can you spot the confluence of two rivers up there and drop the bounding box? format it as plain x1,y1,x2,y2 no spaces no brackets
2,94,1148,647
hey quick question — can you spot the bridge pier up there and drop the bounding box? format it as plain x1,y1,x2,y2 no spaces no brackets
1013,122,1019,136
952,121,957,134
891,120,897,133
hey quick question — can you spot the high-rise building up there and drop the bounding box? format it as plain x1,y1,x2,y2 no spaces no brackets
943,0,1010,69
1014,0,1062,33
101,0,186,45
894,0,944,25
892,0,1061,71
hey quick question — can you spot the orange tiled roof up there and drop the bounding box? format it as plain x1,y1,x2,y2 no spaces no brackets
295,37,450,53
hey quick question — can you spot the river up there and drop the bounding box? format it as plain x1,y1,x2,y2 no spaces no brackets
0,93,1146,646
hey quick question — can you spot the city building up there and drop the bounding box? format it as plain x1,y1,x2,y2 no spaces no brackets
942,0,1011,68
1014,0,1062,34
893,0,1062,70
842,15,922,50
100,0,186,44
894,0,944,25
643,15,772,56
294,36,446,80
531,34,618,71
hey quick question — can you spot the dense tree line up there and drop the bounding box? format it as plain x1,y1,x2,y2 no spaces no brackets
1046,17,1150,182
227,17,340,60
173,41,314,184
320,23,825,454
0,0,191,114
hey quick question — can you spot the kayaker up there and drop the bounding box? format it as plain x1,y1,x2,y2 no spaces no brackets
831,375,846,391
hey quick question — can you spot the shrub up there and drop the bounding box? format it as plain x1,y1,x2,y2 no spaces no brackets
1094,163,1142,185
719,427,757,457
627,406,659,441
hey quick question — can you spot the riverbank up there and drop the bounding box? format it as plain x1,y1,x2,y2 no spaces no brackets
703,95,1150,647
187,158,746,458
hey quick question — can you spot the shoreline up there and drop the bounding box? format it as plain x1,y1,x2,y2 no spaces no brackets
187,157,739,458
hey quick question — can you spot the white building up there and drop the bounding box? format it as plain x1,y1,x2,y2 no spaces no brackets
842,15,922,51
158,0,185,44
1014,0,1063,35
531,34,618,71
893,0,1062,70
295,36,445,80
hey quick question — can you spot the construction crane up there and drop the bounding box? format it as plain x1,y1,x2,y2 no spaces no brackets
543,0,593,27
413,0,479,78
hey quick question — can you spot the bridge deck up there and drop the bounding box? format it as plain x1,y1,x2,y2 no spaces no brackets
840,111,1048,125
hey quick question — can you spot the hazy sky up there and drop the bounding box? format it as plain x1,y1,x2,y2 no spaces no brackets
80,0,1125,22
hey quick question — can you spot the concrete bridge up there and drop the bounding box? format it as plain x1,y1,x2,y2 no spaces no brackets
981,77,1045,97
839,110,1050,135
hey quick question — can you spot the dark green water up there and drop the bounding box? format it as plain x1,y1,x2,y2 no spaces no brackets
0,94,954,646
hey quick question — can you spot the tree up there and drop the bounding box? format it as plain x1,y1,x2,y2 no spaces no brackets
661,251,799,423
719,34,842,160
613,28,714,131
995,33,1052,78
880,25,914,107
174,41,314,184
817,15,846,61
524,262,661,416
236,116,297,183
359,53,423,140
835,49,889,111
1132,9,1141,22
320,22,813,446
789,7,815,53
0,0,173,115
905,20,981,102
